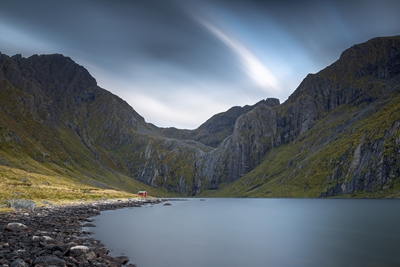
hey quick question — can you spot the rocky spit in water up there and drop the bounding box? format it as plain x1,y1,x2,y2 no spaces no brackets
0,198,162,267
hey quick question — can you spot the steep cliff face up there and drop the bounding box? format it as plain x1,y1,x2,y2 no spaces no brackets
279,36,400,143
216,36,400,198
189,46,392,193
319,96,400,197
189,100,280,194
228,103,280,180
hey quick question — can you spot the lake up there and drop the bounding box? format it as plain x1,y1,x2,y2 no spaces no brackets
89,198,400,267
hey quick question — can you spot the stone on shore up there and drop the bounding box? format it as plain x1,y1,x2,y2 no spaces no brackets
10,258,29,267
32,255,66,267
82,222,96,227
6,222,28,232
115,255,129,264
68,245,90,256
0,198,163,266
9,199,36,212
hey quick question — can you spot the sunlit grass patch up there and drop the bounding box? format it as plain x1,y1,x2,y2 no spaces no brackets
0,165,140,208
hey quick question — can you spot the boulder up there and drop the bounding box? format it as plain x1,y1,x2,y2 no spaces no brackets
68,245,90,257
10,259,28,267
82,223,96,227
32,236,54,243
115,256,129,264
9,199,36,212
32,255,66,267
6,223,28,232
6,250,30,261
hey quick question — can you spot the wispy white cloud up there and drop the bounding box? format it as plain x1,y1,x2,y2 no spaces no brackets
196,18,280,93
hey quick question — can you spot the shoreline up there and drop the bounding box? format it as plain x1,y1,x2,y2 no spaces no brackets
0,198,163,267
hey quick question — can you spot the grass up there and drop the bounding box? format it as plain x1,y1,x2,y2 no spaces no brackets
0,165,154,212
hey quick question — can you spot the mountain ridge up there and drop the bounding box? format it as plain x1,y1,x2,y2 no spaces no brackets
158,98,280,148
1,35,400,198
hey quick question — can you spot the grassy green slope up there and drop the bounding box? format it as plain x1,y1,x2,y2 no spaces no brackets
0,85,167,201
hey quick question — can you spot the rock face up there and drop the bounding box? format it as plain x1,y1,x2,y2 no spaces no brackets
1,36,400,197
159,98,280,148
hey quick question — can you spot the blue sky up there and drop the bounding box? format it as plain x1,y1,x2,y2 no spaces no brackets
1,0,399,129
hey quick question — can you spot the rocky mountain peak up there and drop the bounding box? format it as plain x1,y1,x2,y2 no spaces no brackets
12,53,97,94
263,98,280,107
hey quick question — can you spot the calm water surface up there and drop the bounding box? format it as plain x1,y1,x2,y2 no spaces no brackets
89,199,400,267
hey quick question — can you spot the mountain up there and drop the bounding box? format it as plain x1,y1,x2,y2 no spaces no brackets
159,98,280,148
1,35,400,198
214,36,400,198
0,53,161,196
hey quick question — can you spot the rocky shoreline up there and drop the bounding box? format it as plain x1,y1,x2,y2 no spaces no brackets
0,198,163,267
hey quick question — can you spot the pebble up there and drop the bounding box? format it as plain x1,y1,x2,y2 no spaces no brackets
0,198,162,266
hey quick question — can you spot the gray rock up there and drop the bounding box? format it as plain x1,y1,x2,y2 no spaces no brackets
10,259,28,267
32,236,54,243
6,223,28,232
83,251,96,261
82,223,96,227
265,97,280,107
6,250,30,261
32,256,66,267
9,199,36,212
68,245,90,257
115,256,129,265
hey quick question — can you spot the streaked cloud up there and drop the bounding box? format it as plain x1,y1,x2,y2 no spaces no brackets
197,18,280,93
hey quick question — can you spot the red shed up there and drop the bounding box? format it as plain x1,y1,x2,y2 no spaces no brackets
138,190,147,198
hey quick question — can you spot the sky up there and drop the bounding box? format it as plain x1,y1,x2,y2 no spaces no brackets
1,0,400,129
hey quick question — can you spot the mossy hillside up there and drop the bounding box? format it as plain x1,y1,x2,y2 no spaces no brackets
83,95,203,195
1,70,198,197
0,143,164,198
214,90,400,198
0,93,167,200
1,53,221,196
0,110,153,193
0,165,154,213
